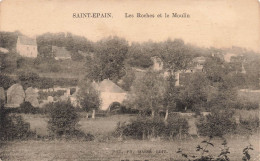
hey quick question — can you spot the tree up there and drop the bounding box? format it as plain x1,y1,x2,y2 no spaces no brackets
86,36,128,82
0,101,33,140
179,72,210,112
0,74,16,90
160,39,192,73
130,70,166,118
163,75,179,121
47,101,79,137
120,68,136,91
76,80,101,118
126,42,154,68
203,56,230,84
18,71,40,89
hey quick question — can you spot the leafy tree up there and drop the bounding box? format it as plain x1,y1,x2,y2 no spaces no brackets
130,70,166,118
0,101,33,140
70,51,84,62
37,32,93,58
0,52,18,73
18,71,40,89
86,36,128,82
126,42,154,68
76,80,101,118
0,31,21,50
0,74,16,90
19,101,38,114
47,101,79,137
179,72,210,112
120,68,136,91
160,39,192,73
163,75,179,120
203,56,230,84
196,109,236,137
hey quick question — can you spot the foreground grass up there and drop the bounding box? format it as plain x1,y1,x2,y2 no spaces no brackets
0,136,259,161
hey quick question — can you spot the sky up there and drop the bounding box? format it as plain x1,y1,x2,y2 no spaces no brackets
0,0,260,52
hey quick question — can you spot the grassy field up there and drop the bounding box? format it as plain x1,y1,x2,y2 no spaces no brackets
21,113,135,136
0,136,259,161
1,113,259,161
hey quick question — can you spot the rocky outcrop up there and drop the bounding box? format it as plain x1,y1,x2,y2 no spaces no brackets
25,87,39,107
6,84,25,107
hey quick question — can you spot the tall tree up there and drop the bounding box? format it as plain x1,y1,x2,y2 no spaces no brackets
130,70,166,118
76,80,101,119
179,72,210,112
163,75,179,121
160,39,192,73
86,36,128,82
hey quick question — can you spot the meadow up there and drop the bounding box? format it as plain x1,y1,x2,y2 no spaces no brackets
0,113,259,161
0,135,259,161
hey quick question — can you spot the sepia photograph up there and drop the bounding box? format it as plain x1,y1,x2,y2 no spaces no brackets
0,0,259,160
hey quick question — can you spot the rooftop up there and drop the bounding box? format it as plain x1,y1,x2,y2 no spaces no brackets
18,36,37,46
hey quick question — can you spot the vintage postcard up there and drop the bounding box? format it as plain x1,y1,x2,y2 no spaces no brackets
0,0,259,161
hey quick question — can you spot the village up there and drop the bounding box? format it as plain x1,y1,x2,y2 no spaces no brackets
0,32,260,161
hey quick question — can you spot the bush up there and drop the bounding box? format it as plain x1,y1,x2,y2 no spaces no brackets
0,104,35,140
37,102,55,114
0,74,16,90
235,116,259,136
19,101,39,114
196,110,237,137
18,71,40,89
114,115,189,140
165,115,189,139
47,101,85,138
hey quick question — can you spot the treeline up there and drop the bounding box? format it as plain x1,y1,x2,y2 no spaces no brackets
0,31,260,90
0,72,78,90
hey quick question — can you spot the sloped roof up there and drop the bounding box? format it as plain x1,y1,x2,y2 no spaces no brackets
94,79,126,93
52,46,71,58
18,36,37,46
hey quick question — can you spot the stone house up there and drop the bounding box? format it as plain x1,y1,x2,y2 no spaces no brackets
93,79,127,111
16,36,38,58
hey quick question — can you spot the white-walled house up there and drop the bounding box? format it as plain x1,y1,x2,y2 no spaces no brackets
93,79,127,111
16,36,38,58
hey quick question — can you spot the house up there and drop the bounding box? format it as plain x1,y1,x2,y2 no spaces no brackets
52,46,71,60
93,79,127,111
16,36,38,58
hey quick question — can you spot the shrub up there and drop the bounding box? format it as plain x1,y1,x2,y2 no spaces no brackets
165,115,189,139
47,101,86,139
235,116,259,136
38,102,55,114
114,115,189,140
0,103,35,140
19,101,39,114
196,110,237,137
0,74,16,90
18,71,40,89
